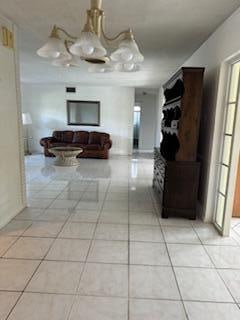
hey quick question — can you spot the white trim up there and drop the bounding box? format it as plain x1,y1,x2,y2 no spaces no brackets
13,24,27,208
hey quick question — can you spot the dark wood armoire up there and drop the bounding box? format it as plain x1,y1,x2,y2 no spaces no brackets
153,67,205,219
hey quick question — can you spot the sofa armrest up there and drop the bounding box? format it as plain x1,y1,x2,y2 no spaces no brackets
40,137,57,147
101,137,112,150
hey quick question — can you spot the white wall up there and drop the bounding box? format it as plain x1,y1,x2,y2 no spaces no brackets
181,7,240,220
135,92,157,151
21,84,135,155
0,15,25,228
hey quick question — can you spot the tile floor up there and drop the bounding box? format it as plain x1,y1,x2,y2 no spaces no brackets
0,154,240,319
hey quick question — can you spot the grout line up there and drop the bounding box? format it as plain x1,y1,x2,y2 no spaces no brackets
65,180,111,320
192,226,239,306
4,194,81,320
149,188,190,320
0,288,239,304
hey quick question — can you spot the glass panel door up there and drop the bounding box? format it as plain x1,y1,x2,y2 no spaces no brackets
214,61,240,231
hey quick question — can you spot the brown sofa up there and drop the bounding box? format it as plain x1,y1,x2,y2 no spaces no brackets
40,130,112,159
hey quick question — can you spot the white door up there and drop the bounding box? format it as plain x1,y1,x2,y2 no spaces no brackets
214,61,240,235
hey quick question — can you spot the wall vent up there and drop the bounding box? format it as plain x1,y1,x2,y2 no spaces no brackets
66,87,76,93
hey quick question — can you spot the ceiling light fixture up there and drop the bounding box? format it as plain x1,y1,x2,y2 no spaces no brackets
37,0,144,72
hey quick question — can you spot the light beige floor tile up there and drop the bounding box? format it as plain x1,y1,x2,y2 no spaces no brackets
102,201,128,212
44,185,67,191
34,209,71,222
81,192,105,202
105,192,128,201
46,239,91,261
23,221,64,238
99,211,129,224
219,269,240,302
0,292,20,320
14,208,43,220
0,236,17,256
76,201,103,211
70,210,100,223
49,199,78,210
0,220,32,237
184,301,240,320
162,226,201,244
130,225,164,242
28,198,53,209
7,293,74,320
129,201,154,213
194,225,238,246
175,267,233,302
59,222,96,239
57,191,83,200
0,259,40,291
108,186,129,193
88,240,128,264
79,263,128,297
167,244,214,267
95,224,128,241
129,213,159,226
4,237,53,259
130,299,187,320
26,261,84,294
159,217,193,228
130,242,170,266
69,296,128,320
130,265,180,299
205,245,240,268
32,190,61,199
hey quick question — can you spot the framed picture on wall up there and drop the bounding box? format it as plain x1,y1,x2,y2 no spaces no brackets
67,100,100,126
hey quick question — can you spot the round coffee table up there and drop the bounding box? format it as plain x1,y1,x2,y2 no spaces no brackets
48,147,83,166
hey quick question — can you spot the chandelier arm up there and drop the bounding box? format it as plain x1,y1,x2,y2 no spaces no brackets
100,18,130,43
64,40,75,53
56,26,77,40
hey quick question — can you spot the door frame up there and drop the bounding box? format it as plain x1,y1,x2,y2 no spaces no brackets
205,52,240,236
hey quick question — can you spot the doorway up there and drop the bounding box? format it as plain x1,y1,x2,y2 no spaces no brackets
213,59,240,235
133,105,141,149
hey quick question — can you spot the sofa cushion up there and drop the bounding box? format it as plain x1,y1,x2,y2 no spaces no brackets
89,132,109,145
68,143,85,149
53,131,73,143
49,142,68,148
73,131,89,144
85,144,102,150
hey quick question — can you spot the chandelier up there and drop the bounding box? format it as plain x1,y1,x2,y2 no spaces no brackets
37,0,144,73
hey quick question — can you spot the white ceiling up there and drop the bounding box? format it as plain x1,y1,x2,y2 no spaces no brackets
1,0,240,87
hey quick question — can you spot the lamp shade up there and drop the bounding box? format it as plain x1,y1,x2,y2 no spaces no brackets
114,63,140,72
88,62,113,73
110,39,144,64
37,36,69,59
69,31,107,58
22,113,32,125
52,54,81,67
